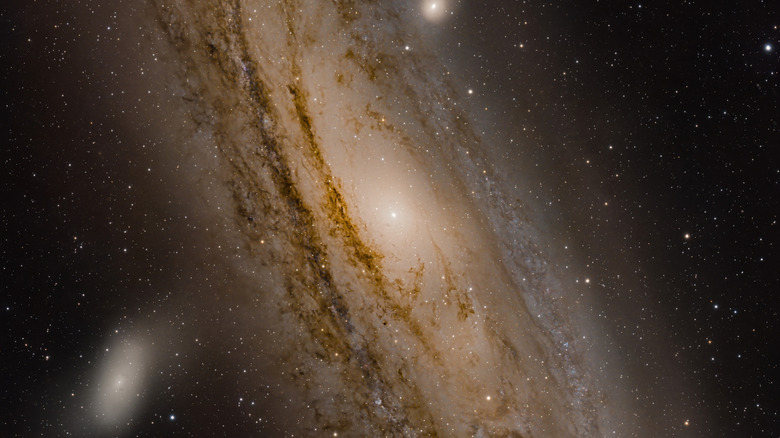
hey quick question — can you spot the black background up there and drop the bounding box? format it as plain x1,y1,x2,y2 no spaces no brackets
3,1,778,436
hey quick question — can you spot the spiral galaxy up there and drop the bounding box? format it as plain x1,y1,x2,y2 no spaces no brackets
135,1,600,435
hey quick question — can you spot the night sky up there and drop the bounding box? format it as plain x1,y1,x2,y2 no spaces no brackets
2,1,778,437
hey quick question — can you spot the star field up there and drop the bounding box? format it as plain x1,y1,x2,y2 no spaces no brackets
2,1,778,437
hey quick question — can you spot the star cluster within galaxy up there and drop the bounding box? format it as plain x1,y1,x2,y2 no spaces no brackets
2,1,778,437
